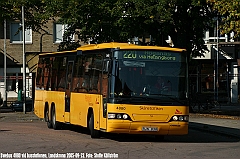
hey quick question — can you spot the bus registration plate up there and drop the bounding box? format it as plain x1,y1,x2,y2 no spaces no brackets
142,127,158,131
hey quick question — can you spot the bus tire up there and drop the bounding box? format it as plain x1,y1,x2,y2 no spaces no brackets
52,106,61,130
45,108,52,129
89,113,100,138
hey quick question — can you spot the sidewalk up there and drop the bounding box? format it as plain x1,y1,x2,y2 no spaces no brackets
191,102,240,116
189,103,240,139
189,115,240,139
0,111,40,122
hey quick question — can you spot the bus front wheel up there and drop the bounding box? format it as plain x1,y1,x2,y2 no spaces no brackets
52,106,61,130
89,114,100,138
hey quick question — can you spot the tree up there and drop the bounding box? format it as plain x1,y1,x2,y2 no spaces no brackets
209,0,240,38
1,0,59,34
54,0,216,57
1,0,217,57
0,0,16,23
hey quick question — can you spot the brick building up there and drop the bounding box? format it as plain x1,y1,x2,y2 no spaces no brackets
0,19,75,104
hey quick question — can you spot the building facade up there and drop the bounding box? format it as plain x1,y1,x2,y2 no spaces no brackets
0,19,75,104
190,29,240,103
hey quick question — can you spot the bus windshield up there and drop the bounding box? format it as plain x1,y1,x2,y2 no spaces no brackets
110,50,187,105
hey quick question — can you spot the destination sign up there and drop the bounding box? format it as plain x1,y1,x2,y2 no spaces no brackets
120,50,181,61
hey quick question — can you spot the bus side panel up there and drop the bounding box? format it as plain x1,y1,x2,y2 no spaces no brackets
93,94,101,130
45,91,65,123
70,93,88,127
34,90,44,118
70,93,101,129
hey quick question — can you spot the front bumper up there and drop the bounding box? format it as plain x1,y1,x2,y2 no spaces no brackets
106,120,188,135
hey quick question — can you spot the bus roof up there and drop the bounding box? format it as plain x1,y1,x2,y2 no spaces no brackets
39,42,186,56
77,42,186,52
39,50,76,56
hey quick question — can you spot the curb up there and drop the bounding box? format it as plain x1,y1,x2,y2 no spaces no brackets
0,112,40,122
189,113,240,120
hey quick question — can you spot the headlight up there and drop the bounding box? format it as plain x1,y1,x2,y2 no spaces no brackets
173,116,178,121
170,115,189,122
108,113,131,120
116,114,122,119
123,114,128,119
108,114,115,119
184,116,189,121
178,116,184,121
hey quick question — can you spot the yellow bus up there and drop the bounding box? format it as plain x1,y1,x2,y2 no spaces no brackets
34,42,189,139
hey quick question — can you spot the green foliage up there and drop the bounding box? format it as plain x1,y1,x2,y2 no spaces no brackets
209,0,240,38
1,0,56,33
54,0,215,57
0,0,217,57
0,0,16,22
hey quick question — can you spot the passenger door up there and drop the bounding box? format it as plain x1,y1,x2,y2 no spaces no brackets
99,72,108,130
65,61,74,122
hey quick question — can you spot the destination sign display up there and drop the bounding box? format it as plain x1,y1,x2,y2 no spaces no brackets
120,50,181,61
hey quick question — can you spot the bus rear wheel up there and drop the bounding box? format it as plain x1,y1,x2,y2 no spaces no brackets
45,108,52,129
89,113,100,138
52,106,61,130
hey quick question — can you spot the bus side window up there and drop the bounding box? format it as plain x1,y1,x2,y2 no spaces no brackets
46,57,54,91
82,75,89,91
56,57,67,91
43,58,51,90
71,77,84,92
81,57,92,92
79,77,87,92
66,62,73,90
89,56,98,92
72,56,82,92
58,71,66,90
72,77,79,92
51,56,60,90
73,57,89,92
51,64,57,91
36,59,44,89
72,77,89,92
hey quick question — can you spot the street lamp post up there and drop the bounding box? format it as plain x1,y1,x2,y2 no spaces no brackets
22,6,26,114
4,19,7,107
214,16,219,102
216,18,219,102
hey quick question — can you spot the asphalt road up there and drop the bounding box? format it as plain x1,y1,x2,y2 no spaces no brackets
0,111,240,159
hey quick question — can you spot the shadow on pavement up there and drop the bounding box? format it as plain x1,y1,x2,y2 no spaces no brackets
0,130,12,132
1,108,239,143
64,123,240,143
189,122,240,139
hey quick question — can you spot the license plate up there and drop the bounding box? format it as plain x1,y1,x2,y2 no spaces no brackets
142,127,158,131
